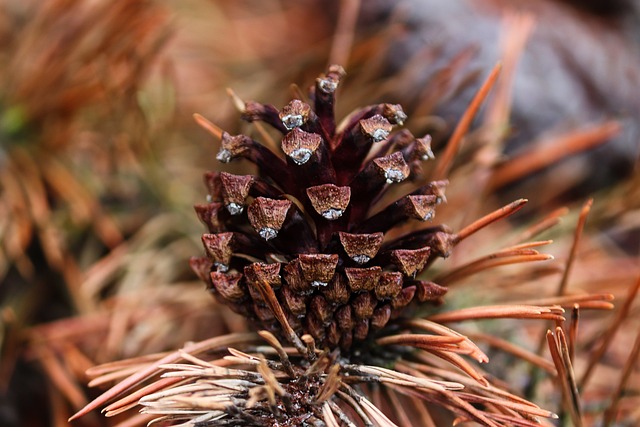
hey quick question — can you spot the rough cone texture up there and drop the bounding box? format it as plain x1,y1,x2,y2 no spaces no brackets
191,65,452,354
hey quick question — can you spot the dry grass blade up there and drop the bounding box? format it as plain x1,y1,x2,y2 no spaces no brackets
431,62,502,181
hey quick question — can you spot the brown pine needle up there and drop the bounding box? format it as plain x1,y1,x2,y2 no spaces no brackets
515,293,614,309
323,401,341,427
467,332,556,374
112,413,156,427
429,350,489,387
435,251,553,286
558,327,583,426
454,199,528,243
557,199,593,296
456,392,556,419
289,83,306,102
103,377,183,416
501,240,553,251
580,275,640,389
36,345,87,411
226,87,246,113
226,87,279,151
546,328,583,427
193,113,224,140
483,13,535,142
511,207,569,244
403,318,488,362
407,395,437,427
88,365,152,388
385,388,412,427
329,0,360,67
252,279,307,357
258,330,295,377
69,333,260,421
569,305,579,363
316,365,342,403
85,351,170,377
377,334,465,348
488,122,620,190
432,62,502,181
336,389,374,426
603,323,640,426
429,305,565,323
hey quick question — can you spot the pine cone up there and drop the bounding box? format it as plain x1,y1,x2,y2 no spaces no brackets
190,65,454,355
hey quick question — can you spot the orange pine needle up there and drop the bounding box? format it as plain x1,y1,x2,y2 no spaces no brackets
429,305,565,323
579,275,640,389
489,122,620,190
193,113,224,140
557,199,593,296
603,323,640,426
454,199,528,243
432,62,502,181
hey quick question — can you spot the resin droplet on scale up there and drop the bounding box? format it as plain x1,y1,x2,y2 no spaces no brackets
352,255,371,264
214,262,229,273
322,208,344,220
371,128,389,142
226,203,244,215
259,227,278,241
216,149,232,163
385,169,405,184
289,148,312,165
318,78,337,93
281,114,305,130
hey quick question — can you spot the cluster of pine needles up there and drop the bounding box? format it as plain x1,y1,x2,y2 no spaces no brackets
0,1,638,427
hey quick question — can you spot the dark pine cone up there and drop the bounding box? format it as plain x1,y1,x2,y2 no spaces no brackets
190,65,452,355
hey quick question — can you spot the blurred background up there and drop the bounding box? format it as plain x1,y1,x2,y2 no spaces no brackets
1,0,639,426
